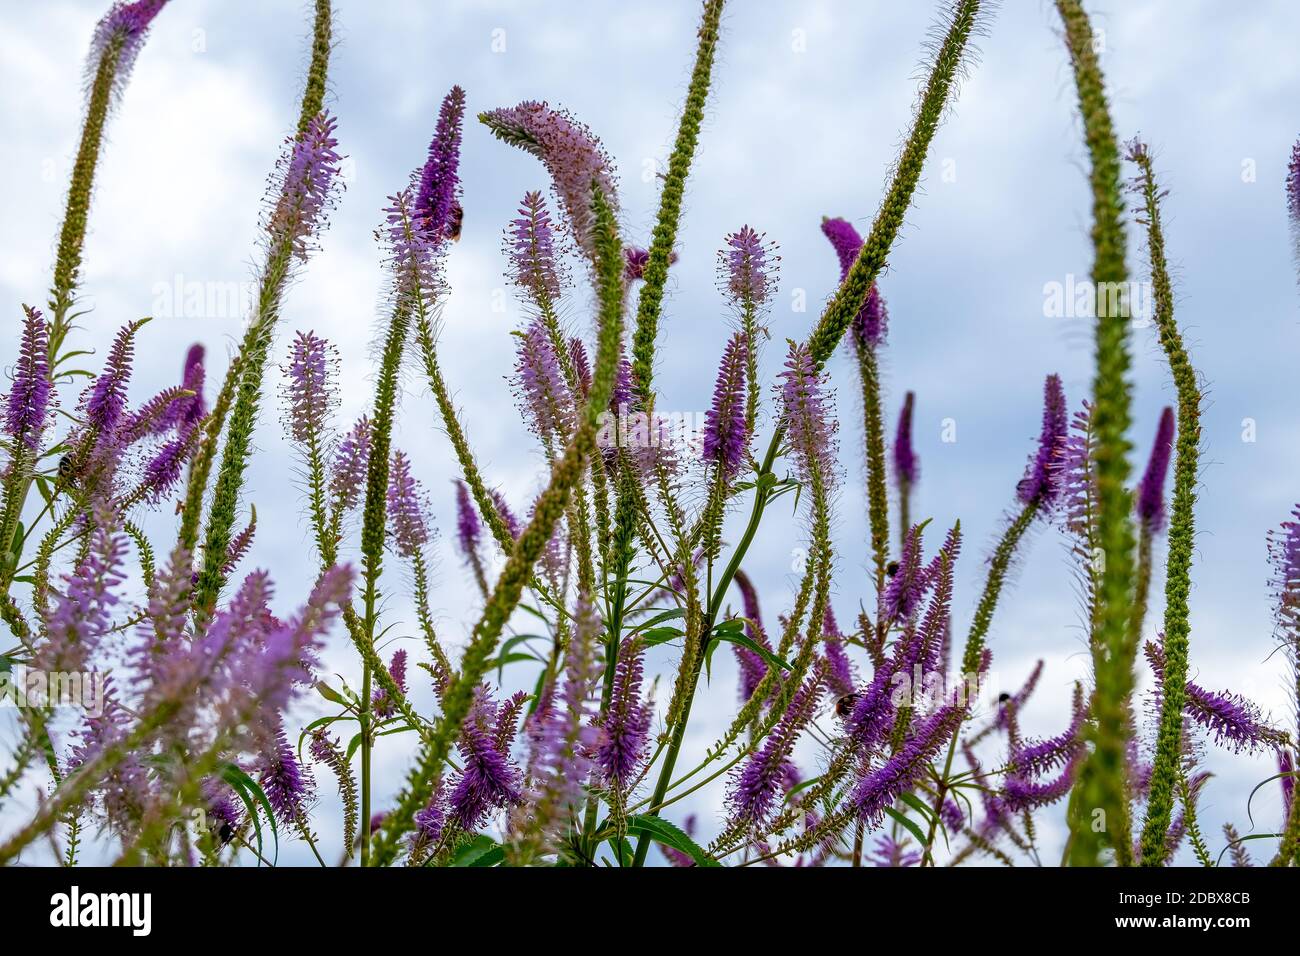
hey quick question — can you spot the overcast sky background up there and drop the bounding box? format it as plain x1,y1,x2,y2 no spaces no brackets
2,0,1299,866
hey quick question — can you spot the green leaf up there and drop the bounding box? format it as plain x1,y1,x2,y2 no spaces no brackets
221,763,281,865
883,806,928,846
639,626,685,647
315,681,351,706
898,792,937,826
709,630,791,673
623,814,721,867
485,652,541,674
451,833,502,867
627,608,686,635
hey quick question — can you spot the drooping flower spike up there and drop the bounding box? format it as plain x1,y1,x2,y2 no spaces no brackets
820,216,887,348
480,100,618,263
1136,406,1175,532
387,450,431,559
90,1,169,97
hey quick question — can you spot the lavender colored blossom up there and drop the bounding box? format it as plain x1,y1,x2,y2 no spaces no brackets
869,835,921,867
732,570,772,703
267,111,343,262
1289,138,1300,227
729,666,824,826
1053,402,1095,540
481,101,618,261
820,216,887,348
994,660,1044,731
778,342,838,487
372,649,409,720
414,794,447,845
569,338,592,399
283,331,336,444
493,489,521,540
387,450,430,558
37,510,126,675
1002,752,1082,812
1137,406,1175,532
623,247,650,281
5,306,51,451
1016,373,1068,507
257,729,314,824
91,0,168,90
893,391,918,488
330,416,371,514
822,608,855,698
702,333,750,480
414,86,466,241
1145,640,1285,753
450,691,524,830
880,522,928,626
202,780,242,845
68,684,152,834
508,191,563,300
85,322,140,437
851,704,963,825
597,639,652,785
453,479,481,560
221,511,257,576
719,225,778,306
514,318,575,444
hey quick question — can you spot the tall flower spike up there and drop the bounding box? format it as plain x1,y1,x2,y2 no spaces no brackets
851,703,963,825
387,450,431,559
702,333,750,480
514,318,575,446
719,225,778,307
820,217,887,348
37,508,126,675
597,638,653,785
414,85,466,241
1136,406,1174,532
778,342,838,488
330,416,371,515
5,306,51,452
507,191,564,302
85,320,144,437
283,331,337,445
728,664,825,826
266,111,343,262
480,101,618,263
1288,138,1300,246
1016,373,1068,507
450,691,524,830
893,391,918,488
257,728,314,825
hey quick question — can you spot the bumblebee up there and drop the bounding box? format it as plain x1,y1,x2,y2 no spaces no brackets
56,454,79,488
886,560,900,578
446,202,464,242
835,693,861,719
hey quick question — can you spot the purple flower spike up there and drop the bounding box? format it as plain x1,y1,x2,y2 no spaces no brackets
481,101,618,262
508,191,563,301
1288,138,1300,226
257,729,314,825
729,665,825,826
702,333,750,480
85,322,141,437
1136,406,1175,532
372,649,409,719
450,692,523,830
624,247,649,281
5,306,51,452
732,570,773,703
719,225,778,307
514,319,575,445
414,86,466,242
284,331,336,444
1016,373,1068,507
267,111,343,262
881,522,928,626
453,479,481,559
330,416,371,515
851,704,963,825
387,450,430,559
597,639,653,785
820,217,887,348
893,391,918,488
778,342,838,487
37,510,126,675
91,1,168,90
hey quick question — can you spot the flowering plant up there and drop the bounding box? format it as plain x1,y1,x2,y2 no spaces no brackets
0,0,1297,870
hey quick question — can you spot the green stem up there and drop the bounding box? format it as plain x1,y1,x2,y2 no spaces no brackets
1055,0,1137,868
1130,145,1202,866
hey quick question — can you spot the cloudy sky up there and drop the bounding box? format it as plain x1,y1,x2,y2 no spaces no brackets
2,0,1298,865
